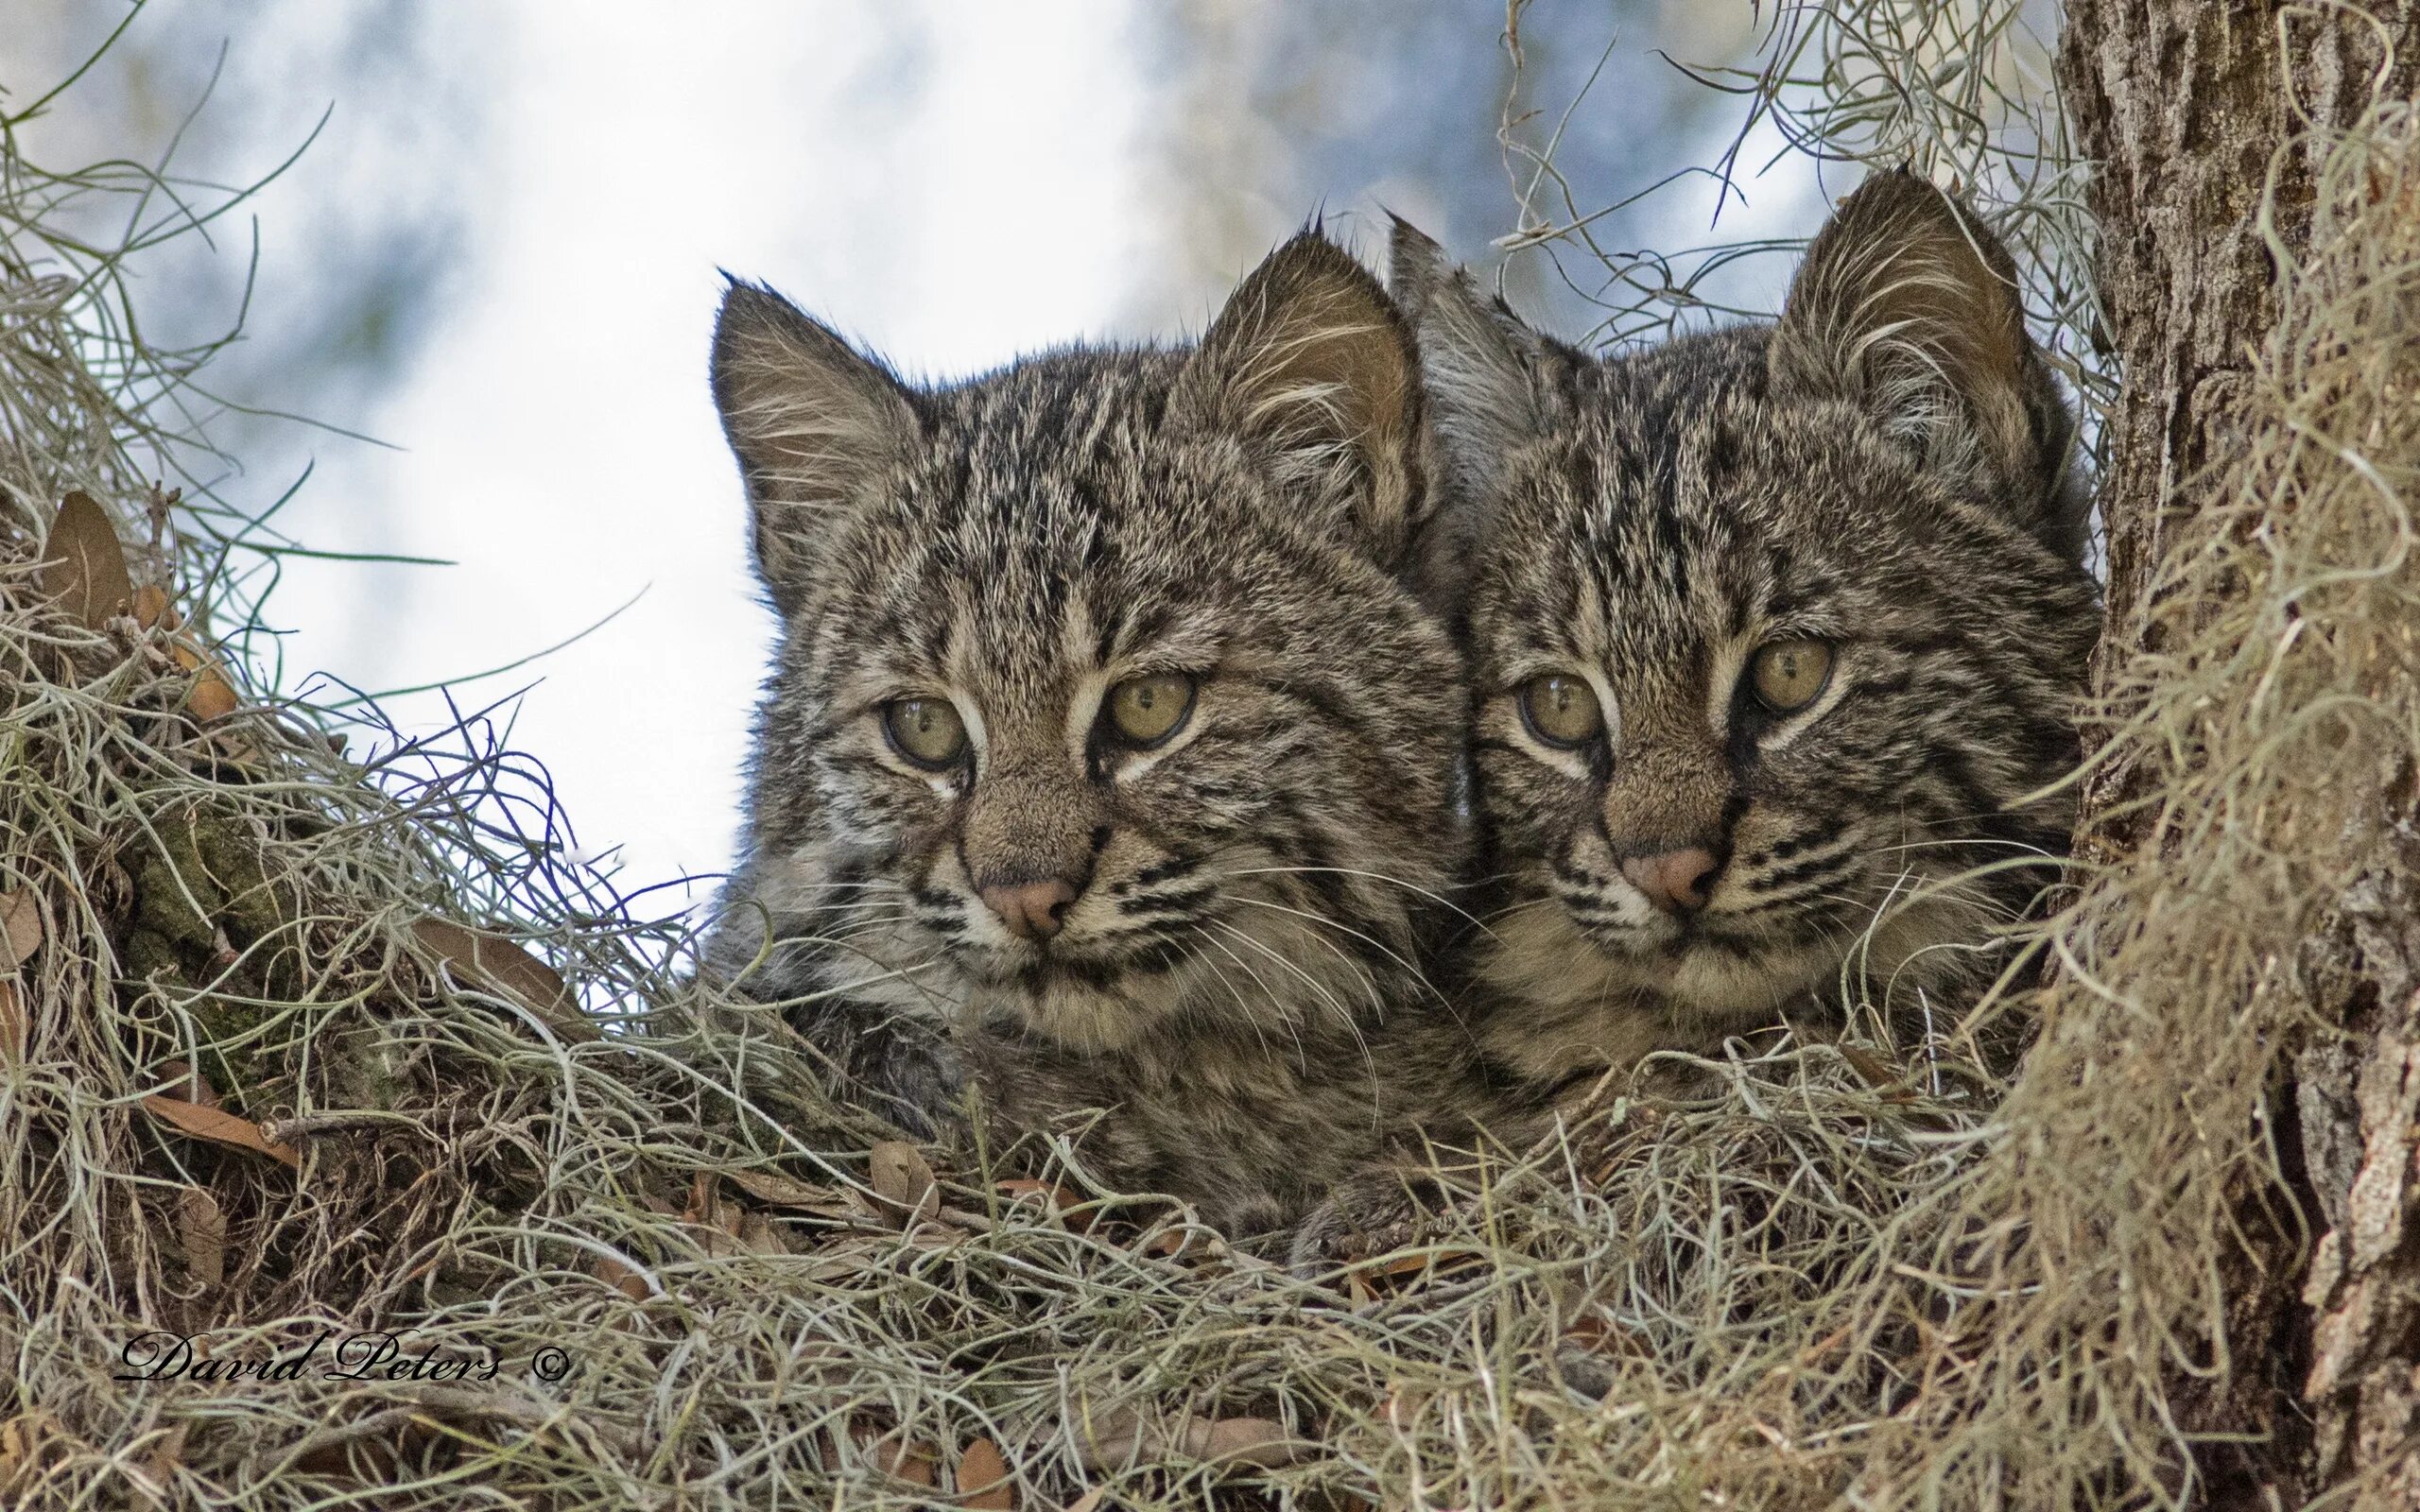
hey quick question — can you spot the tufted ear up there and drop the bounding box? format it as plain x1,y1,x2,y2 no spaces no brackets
1772,170,2087,560
1169,231,1426,567
1386,217,1559,512
711,280,923,614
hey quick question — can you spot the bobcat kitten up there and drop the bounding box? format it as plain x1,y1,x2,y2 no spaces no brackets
704,232,1467,1232
1394,172,2099,1087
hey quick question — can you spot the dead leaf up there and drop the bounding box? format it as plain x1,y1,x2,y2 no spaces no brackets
956,1436,1014,1509
1074,1408,1303,1471
177,1186,226,1291
1184,1417,1296,1467
40,490,134,628
411,919,596,1042
140,1420,187,1498
1143,1225,1221,1261
683,1170,740,1232
869,1140,941,1226
866,1432,938,1488
724,1166,850,1213
1378,1386,1426,1432
133,584,172,630
156,1059,222,1108
164,623,241,720
0,889,38,969
678,1170,757,1257
0,1410,68,1498
1063,1489,1106,1512
594,1254,653,1301
142,1093,301,1170
1564,1312,1651,1362
182,655,240,722
734,1211,792,1256
1838,1042,1907,1091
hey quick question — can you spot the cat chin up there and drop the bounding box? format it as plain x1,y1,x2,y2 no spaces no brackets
1477,888,1994,1082
972,978,1170,1055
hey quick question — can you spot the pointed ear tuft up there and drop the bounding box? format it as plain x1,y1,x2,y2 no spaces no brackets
1170,232,1426,565
711,282,921,612
1772,171,2087,558
1386,217,1555,511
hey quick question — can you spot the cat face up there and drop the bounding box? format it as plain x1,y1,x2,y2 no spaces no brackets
710,235,1463,1058
1396,174,2099,1068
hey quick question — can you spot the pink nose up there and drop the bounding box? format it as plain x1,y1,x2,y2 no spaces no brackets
978,877,1081,941
1619,846,1720,915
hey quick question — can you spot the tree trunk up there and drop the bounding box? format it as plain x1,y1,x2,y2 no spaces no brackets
2058,3,2420,1504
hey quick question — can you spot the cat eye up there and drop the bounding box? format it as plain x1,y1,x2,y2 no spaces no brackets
1106,673,1196,747
1750,639,1834,713
883,696,969,769
1518,674,1604,748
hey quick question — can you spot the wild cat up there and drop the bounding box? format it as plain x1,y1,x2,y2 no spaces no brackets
1392,171,2100,1093
702,231,1476,1233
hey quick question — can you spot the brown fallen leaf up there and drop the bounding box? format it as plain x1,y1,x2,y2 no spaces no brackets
162,616,241,720
1063,1489,1106,1512
411,918,596,1042
139,1420,188,1499
1837,1042,1905,1091
40,490,134,629
0,889,38,969
594,1254,653,1301
865,1431,938,1488
956,1436,1014,1509
176,1186,227,1291
179,650,240,721
724,1166,851,1213
142,1093,301,1171
1142,1225,1222,1261
597,1266,654,1308
156,1058,223,1108
734,1211,793,1256
133,583,172,630
678,1170,763,1258
683,1170,740,1232
0,1409,68,1499
1074,1409,1302,1471
1564,1311,1651,1362
869,1140,941,1226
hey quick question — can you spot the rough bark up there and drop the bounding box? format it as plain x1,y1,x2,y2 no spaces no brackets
2057,3,2420,1505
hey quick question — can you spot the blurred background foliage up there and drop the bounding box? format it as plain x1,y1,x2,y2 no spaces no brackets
0,0,1823,910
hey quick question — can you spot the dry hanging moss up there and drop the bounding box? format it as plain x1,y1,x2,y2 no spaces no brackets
5,7,2418,1510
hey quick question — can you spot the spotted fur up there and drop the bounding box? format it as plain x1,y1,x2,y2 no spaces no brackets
1393,172,2100,1088
703,232,1475,1232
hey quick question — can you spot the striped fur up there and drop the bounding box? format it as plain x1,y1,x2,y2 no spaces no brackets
704,232,1474,1232
1395,172,2100,1089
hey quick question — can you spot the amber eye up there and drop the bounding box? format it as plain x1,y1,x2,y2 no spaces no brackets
883,697,968,769
1518,674,1604,748
1750,639,1834,713
1106,673,1197,747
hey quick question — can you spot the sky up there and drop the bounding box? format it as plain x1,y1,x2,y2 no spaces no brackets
7,1,1827,923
